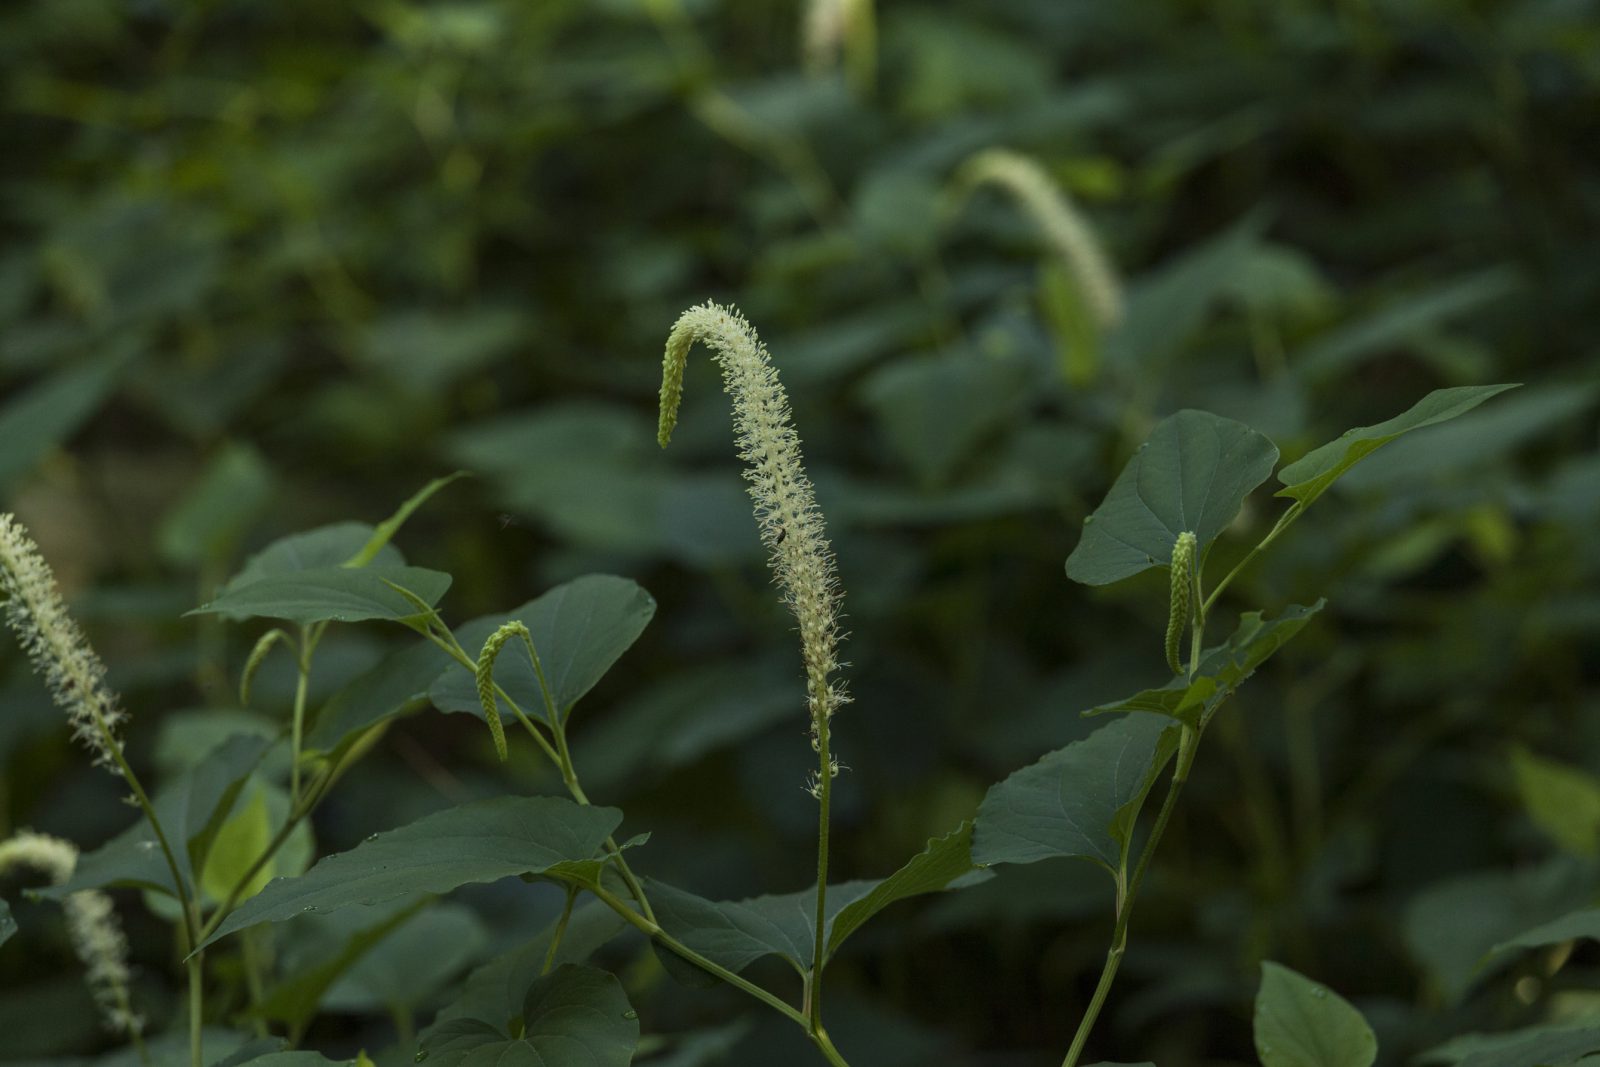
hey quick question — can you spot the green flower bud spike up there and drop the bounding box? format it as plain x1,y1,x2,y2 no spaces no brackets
1165,532,1197,675
475,620,545,762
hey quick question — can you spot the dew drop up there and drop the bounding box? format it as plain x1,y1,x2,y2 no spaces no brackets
366,833,380,842
1083,516,1095,524
414,1051,428,1063
623,1010,638,1021
1310,986,1327,999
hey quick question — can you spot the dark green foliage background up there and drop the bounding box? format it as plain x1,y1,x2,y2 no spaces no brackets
2,1,1598,1064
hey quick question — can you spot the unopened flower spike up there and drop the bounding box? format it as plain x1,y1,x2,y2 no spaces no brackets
1165,532,1197,675
0,831,141,1036
958,147,1124,330
0,515,127,771
476,621,539,761
659,302,848,767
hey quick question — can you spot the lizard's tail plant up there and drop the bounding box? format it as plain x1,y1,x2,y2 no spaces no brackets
956,147,1124,331
659,301,849,1035
0,831,142,1042
0,515,127,771
1,513,204,1067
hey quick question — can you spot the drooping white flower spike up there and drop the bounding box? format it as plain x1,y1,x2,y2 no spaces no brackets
658,303,849,763
958,147,1124,330
0,514,127,771
0,831,141,1036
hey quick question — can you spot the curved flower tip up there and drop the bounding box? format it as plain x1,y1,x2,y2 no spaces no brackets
0,831,141,1036
0,514,127,771
657,302,847,733
960,147,1124,330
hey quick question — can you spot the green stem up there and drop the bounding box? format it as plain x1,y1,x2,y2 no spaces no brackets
187,930,204,1067
288,634,311,806
591,885,806,1028
808,715,833,1030
239,927,269,1037
543,886,578,975
196,755,346,945
811,1026,852,1067
1061,725,1199,1067
1202,503,1303,616
99,715,205,1067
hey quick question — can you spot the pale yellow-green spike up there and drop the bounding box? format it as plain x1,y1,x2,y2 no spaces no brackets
0,514,127,772
658,302,847,739
1166,532,1197,675
959,147,1123,330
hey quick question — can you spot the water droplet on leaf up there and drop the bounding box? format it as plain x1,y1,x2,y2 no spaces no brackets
623,1010,638,1020
414,1051,428,1063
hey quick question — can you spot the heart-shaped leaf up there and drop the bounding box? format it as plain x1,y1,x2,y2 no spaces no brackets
973,713,1176,873
1254,961,1377,1067
225,522,406,588
1276,384,1518,506
200,796,621,948
418,964,638,1067
191,565,451,627
1085,601,1325,728
303,639,453,759
1066,410,1279,586
430,574,656,718
429,902,628,1033
827,822,984,957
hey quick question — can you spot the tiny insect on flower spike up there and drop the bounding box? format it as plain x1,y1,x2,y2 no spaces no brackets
0,831,142,1038
1165,532,1197,675
0,515,128,771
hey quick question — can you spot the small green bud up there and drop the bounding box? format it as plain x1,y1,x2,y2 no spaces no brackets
476,621,539,762
1165,532,1197,675
240,628,291,707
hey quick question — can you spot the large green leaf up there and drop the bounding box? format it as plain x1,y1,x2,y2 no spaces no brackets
1065,409,1279,586
190,565,451,627
827,822,984,957
1254,961,1377,1067
223,523,405,589
428,902,628,1033
200,796,621,948
46,734,271,898
972,712,1175,873
650,880,867,977
1510,746,1600,857
1492,907,1600,956
253,898,426,1029
302,639,453,759
1403,857,1595,1005
1276,385,1518,506
322,902,488,1013
418,964,638,1067
1085,602,1325,728
1449,1027,1600,1067
430,574,656,718
650,828,980,981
